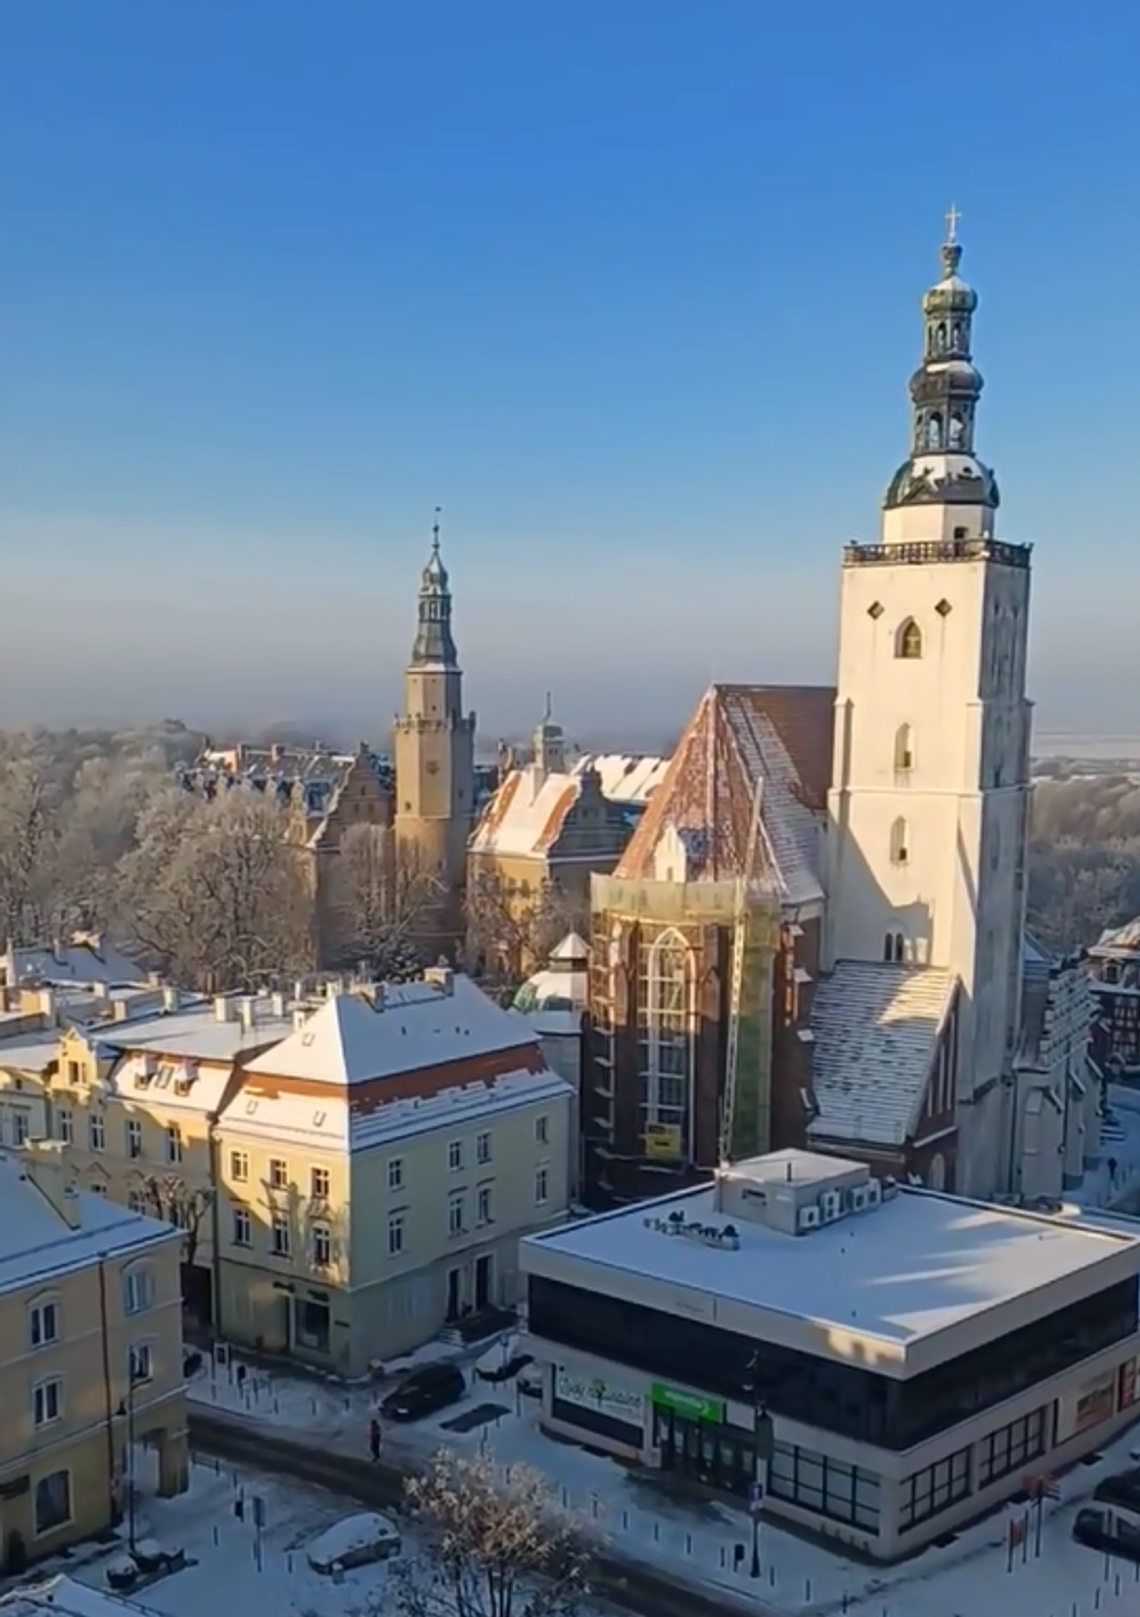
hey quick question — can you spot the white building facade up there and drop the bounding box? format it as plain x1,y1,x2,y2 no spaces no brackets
520,1150,1140,1560
825,220,1033,1197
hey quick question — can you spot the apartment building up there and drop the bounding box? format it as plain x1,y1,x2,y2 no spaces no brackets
0,1142,187,1569
214,968,572,1374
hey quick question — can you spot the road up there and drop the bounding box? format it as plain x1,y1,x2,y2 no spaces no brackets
188,1408,784,1617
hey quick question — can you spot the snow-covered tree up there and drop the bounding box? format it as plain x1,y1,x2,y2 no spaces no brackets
463,871,585,988
335,825,439,978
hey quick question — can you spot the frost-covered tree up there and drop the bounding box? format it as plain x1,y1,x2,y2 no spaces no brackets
394,1449,590,1617
335,824,439,978
463,871,585,988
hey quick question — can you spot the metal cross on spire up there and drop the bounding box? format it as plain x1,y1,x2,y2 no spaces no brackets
944,203,961,246
431,505,442,554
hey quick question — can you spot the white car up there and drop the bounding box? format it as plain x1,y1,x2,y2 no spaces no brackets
307,1511,402,1573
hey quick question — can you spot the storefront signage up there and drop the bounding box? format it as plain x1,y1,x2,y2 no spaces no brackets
1062,1370,1117,1441
555,1369,645,1426
1119,1355,1138,1411
644,1123,683,1160
651,1383,725,1424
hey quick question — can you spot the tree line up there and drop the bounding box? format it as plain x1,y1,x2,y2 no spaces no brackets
1027,772,1140,954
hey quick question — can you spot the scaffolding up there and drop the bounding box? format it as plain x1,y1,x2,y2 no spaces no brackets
591,871,779,1161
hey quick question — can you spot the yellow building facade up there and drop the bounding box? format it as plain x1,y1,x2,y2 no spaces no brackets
0,1143,187,1571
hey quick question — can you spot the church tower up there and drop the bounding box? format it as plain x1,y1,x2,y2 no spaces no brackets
392,517,476,943
825,214,1033,1196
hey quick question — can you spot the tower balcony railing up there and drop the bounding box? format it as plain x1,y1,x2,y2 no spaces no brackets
843,537,1032,570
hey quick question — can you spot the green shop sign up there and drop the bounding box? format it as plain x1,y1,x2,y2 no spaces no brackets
651,1383,725,1423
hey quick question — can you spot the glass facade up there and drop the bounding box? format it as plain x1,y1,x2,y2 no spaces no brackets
898,1445,971,1533
977,1406,1048,1488
769,1442,881,1533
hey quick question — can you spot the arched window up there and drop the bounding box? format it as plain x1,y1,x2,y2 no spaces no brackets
885,931,905,962
936,322,948,352
896,619,923,660
890,817,910,866
928,1152,946,1191
893,932,906,963
925,412,943,450
637,928,693,1147
894,723,914,773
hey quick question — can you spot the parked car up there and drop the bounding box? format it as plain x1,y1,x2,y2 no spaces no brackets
307,1512,401,1572
474,1336,534,1385
1095,1468,1140,1513
380,1362,465,1421
1073,1505,1140,1564
517,1361,544,1399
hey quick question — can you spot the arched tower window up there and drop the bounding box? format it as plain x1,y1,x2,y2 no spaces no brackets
896,619,923,660
935,322,948,353
637,928,694,1147
925,412,943,450
890,817,910,866
894,723,914,773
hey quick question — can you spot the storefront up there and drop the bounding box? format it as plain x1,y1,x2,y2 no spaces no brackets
650,1382,769,1498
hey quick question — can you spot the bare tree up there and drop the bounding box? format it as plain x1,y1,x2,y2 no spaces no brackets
124,786,313,991
395,1449,590,1617
0,751,63,943
464,871,585,988
140,1172,214,1269
336,825,440,977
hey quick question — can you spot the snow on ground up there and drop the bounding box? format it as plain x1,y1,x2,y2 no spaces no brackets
1076,1084,1140,1213
190,1342,1140,1614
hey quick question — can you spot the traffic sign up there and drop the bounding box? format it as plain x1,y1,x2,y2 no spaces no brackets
748,1481,764,1512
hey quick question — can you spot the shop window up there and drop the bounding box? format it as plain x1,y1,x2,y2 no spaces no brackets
768,1441,881,1533
977,1407,1047,1488
34,1470,72,1536
898,1445,971,1532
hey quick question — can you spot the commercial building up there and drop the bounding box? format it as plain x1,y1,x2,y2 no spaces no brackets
520,1148,1140,1560
0,1144,187,1568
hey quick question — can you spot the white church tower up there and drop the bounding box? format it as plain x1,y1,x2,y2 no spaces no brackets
825,213,1033,1196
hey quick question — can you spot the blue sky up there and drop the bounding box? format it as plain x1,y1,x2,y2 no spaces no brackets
1,1,1136,746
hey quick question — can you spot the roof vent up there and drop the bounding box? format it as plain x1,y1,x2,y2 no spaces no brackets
214,996,232,1023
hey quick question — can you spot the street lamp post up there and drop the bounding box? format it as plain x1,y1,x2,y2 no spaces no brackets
745,1349,773,1581
118,1362,141,1555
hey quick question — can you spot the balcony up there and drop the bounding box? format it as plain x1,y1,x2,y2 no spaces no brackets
843,537,1032,570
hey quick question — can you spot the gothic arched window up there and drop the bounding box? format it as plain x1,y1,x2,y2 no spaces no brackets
925,413,943,450
894,723,914,773
951,322,963,351
935,323,948,352
893,932,906,963
890,817,910,866
896,619,923,660
948,412,966,449
637,928,693,1147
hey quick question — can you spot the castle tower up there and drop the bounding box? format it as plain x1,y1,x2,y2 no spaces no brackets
531,693,566,778
825,213,1033,1196
392,516,476,948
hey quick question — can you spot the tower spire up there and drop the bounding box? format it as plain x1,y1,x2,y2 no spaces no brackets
882,213,999,518
410,508,459,668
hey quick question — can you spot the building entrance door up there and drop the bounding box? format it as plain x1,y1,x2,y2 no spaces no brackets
474,1254,493,1311
654,1407,752,1498
446,1266,463,1322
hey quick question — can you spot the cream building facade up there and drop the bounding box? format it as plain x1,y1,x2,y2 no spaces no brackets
0,1144,187,1570
825,219,1034,1198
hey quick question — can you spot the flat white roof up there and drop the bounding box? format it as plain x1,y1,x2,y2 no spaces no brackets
523,1175,1140,1369
0,1576,166,1616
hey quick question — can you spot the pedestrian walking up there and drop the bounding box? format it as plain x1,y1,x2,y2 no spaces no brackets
369,1415,381,1462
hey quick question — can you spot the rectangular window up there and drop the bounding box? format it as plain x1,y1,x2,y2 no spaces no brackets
312,1223,332,1267
126,1119,143,1159
448,1191,465,1236
477,1184,493,1225
768,1442,882,1533
448,1139,464,1172
126,1188,143,1214
388,1211,405,1256
90,1181,107,1196
898,1445,972,1533
123,1267,153,1315
34,1470,71,1536
230,1150,249,1182
88,1113,105,1151
310,1166,330,1200
34,1378,63,1427
30,1300,59,1349
476,1130,492,1165
977,1407,1048,1489
535,1164,549,1205
388,1157,404,1191
271,1214,291,1256
535,1115,549,1146
269,1158,288,1189
55,1106,73,1144
232,1206,252,1246
164,1125,183,1165
66,1060,80,1085
128,1342,153,1384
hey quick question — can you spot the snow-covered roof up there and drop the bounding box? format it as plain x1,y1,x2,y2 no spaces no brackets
95,994,299,1065
0,1576,166,1617
244,974,540,1085
0,1152,176,1298
808,963,956,1147
570,753,670,805
523,1171,1140,1364
615,684,833,908
470,763,623,860
2,935,143,990
0,1030,61,1074
550,931,589,964
1092,915,1140,955
107,1051,238,1116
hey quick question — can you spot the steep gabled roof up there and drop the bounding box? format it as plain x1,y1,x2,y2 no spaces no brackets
615,684,834,905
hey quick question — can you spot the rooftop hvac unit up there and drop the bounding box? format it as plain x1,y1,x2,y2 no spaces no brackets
797,1205,821,1232
849,1185,868,1211
866,1178,883,1205
820,1189,842,1223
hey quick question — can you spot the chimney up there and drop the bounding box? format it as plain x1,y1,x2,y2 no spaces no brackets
270,990,286,1019
271,742,286,762
38,986,57,1025
214,995,232,1022
21,1140,82,1229
162,985,181,1014
293,978,306,1002
52,937,65,964
93,980,109,1001
147,969,162,987
293,1007,309,1032
238,997,256,1033
111,998,131,1022
425,963,455,996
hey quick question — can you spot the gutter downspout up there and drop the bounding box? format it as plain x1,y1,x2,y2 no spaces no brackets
97,1254,117,1524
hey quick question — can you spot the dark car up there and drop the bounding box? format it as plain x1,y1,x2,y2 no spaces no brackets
380,1362,465,1422
1073,1505,1140,1564
476,1352,534,1386
1094,1469,1140,1513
